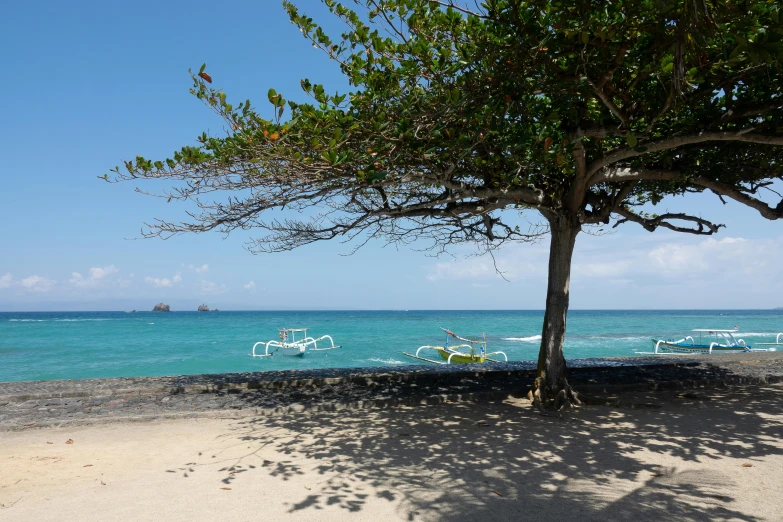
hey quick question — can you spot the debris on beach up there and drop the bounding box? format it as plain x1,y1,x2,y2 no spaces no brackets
65,439,74,444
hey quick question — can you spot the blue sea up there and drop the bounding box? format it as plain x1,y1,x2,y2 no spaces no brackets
1,310,781,382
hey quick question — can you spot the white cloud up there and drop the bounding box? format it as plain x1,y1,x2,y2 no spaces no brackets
425,244,548,282
145,272,183,288
200,280,226,295
0,273,12,289
70,265,119,288
428,260,494,281
568,234,783,306
89,265,119,280
421,232,783,308
648,237,749,275
243,281,256,291
573,260,633,279
21,275,56,292
189,264,209,274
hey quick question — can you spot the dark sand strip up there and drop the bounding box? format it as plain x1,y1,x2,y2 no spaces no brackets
2,353,783,430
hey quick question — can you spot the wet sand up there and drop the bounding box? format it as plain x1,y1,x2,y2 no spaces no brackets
2,383,782,521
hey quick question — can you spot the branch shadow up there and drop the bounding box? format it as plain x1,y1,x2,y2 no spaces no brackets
170,384,783,521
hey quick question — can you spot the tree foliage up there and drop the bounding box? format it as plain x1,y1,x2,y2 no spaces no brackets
115,0,783,245
113,0,783,403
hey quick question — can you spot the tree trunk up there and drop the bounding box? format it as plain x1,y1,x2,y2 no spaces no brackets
536,213,580,403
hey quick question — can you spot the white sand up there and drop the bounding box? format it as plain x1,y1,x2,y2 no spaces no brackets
2,384,782,521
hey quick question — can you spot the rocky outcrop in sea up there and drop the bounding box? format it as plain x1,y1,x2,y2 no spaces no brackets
152,303,170,312
197,304,209,312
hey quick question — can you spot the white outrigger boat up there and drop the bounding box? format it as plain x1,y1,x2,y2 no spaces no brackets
402,328,508,364
638,328,778,355
251,328,341,358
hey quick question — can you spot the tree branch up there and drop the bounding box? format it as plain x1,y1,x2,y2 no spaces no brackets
587,79,628,127
693,176,783,220
594,43,630,90
613,208,724,235
709,100,783,127
591,167,682,185
587,131,783,177
426,0,487,18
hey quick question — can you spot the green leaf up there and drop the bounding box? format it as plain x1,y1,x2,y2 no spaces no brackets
367,171,387,183
625,131,637,148
199,63,206,73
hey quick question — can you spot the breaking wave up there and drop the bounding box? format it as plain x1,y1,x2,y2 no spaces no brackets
368,357,407,365
503,335,542,343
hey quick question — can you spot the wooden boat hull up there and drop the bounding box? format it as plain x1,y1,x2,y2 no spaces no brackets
279,345,306,356
402,330,508,365
436,348,485,364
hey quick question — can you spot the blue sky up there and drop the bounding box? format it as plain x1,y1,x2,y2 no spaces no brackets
1,0,782,311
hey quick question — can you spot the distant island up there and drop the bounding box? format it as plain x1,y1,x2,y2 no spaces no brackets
198,304,219,312
152,303,171,312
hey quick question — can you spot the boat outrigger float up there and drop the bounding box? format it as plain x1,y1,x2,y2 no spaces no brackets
403,328,508,364
638,328,778,355
251,328,341,357
755,333,783,349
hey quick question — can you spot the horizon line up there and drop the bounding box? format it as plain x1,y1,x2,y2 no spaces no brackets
1,308,781,313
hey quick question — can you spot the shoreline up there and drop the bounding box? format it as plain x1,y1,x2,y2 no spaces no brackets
3,352,783,431
3,356,783,520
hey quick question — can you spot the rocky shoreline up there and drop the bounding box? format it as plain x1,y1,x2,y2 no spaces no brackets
2,352,782,430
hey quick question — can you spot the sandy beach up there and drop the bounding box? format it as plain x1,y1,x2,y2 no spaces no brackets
2,382,782,521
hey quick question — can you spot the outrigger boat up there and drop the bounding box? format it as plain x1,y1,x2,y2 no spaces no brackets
251,328,341,357
638,328,777,355
403,328,508,364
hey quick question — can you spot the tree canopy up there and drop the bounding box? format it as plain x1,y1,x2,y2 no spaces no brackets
113,0,783,406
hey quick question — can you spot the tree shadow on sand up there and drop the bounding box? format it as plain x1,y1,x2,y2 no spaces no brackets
171,384,783,521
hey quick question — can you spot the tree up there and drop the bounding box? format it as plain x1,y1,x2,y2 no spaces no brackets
112,0,783,407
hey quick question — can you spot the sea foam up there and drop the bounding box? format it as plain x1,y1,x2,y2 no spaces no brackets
503,335,542,342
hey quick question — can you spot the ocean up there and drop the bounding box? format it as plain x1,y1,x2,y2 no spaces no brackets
1,309,781,382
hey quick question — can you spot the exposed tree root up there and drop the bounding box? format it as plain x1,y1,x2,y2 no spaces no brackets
528,375,583,413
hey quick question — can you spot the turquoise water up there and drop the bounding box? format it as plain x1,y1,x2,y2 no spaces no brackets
1,310,781,382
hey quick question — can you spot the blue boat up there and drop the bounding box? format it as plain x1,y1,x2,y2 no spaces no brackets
640,329,777,354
